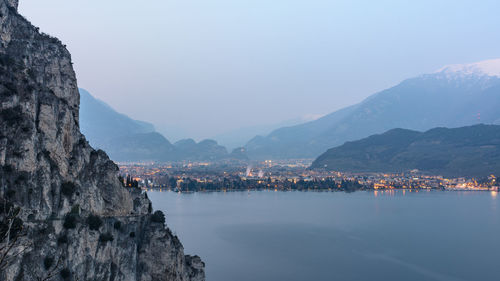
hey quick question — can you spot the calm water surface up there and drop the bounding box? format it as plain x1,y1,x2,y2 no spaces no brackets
149,190,500,281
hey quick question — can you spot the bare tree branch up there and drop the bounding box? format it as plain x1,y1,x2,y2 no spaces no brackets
0,201,30,271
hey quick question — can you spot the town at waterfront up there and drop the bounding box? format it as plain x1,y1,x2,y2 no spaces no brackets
117,160,500,193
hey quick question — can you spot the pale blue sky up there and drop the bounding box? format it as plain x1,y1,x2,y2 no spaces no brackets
19,0,500,141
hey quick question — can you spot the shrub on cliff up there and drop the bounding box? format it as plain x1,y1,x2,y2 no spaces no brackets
57,234,68,245
60,182,76,197
5,189,15,199
63,214,77,229
43,256,54,270
70,204,80,215
151,210,165,224
0,204,23,243
99,232,114,243
0,53,15,67
86,214,103,231
60,268,71,280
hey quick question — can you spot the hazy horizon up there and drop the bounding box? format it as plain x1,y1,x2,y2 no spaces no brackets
19,0,500,141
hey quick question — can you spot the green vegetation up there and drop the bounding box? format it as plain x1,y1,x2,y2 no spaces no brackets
60,182,76,198
63,213,78,229
118,175,125,187
60,268,71,280
43,256,54,270
57,234,68,245
125,175,139,188
86,214,103,231
2,165,13,173
151,211,165,224
0,107,26,127
0,202,22,240
70,204,80,215
99,232,114,243
0,200,24,271
5,189,15,198
0,53,16,67
311,124,500,177
15,173,29,184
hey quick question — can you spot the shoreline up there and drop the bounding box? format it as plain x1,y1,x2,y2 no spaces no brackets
144,187,499,194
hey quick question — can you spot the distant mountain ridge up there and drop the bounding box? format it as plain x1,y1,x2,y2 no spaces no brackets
79,88,156,147
245,59,500,159
212,117,318,150
310,124,500,177
79,89,244,162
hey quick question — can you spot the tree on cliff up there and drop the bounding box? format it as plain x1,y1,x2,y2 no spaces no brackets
0,200,29,271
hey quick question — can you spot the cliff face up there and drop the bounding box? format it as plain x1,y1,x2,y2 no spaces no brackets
0,1,204,280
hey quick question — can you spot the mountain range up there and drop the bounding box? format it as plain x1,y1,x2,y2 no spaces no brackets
81,58,500,163
245,59,500,159
310,124,500,177
79,89,246,162
212,117,318,150
79,88,156,145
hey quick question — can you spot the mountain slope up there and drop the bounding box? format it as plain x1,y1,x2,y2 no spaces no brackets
79,89,178,161
310,124,500,177
245,59,500,159
174,139,229,161
212,117,312,150
79,88,155,148
79,89,234,162
101,132,176,162
0,1,204,280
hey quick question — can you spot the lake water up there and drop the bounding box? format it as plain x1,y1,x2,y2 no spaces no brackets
149,190,500,281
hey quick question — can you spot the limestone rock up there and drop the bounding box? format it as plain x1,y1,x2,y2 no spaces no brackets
0,1,205,280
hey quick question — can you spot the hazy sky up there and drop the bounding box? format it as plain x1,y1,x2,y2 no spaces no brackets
19,0,500,141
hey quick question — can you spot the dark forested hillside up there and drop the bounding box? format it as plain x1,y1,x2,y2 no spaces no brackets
310,124,500,177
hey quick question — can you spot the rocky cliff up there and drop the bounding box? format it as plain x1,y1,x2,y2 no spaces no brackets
0,1,204,280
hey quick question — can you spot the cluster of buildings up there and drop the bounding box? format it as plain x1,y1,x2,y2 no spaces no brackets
364,173,498,191
118,161,499,192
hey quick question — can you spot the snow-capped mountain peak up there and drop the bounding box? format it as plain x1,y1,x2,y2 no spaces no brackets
436,58,500,78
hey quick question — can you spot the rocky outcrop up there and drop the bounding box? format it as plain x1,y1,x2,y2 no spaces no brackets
0,1,204,280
